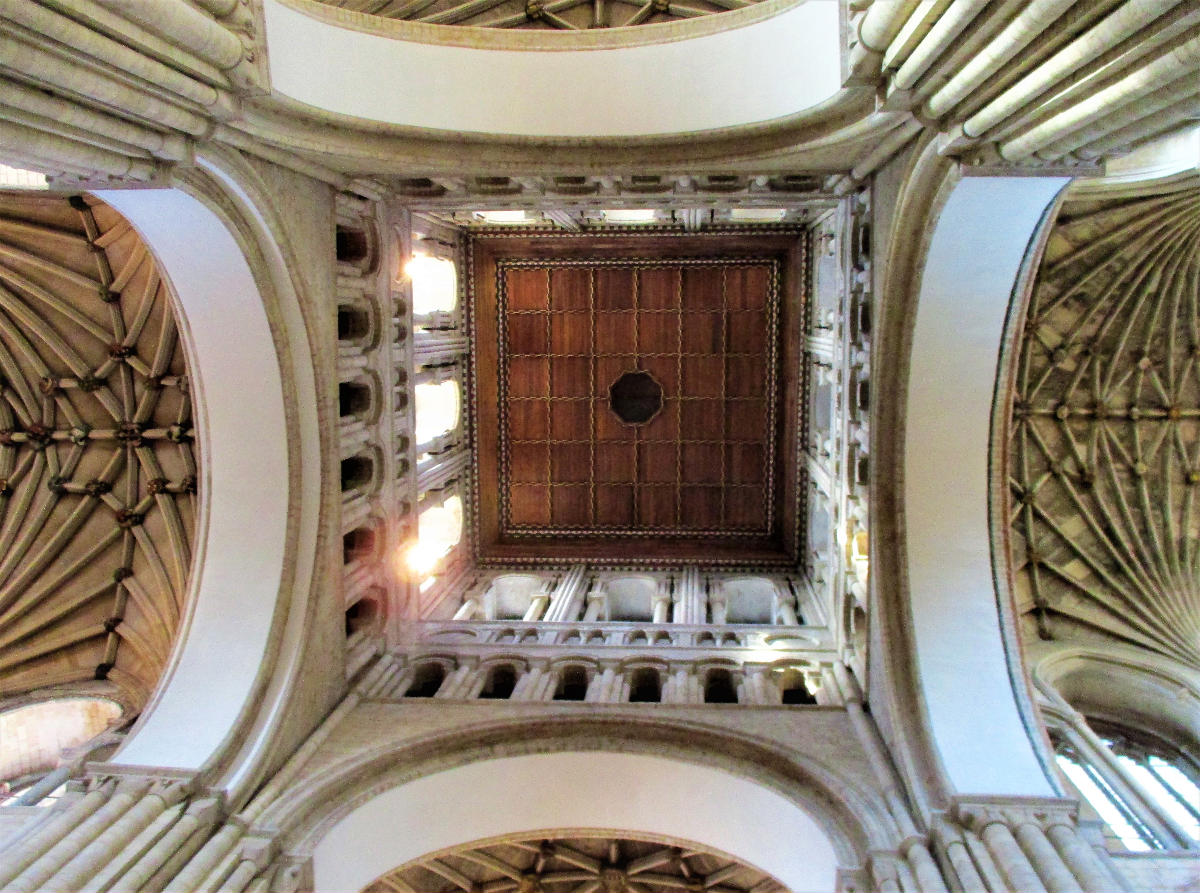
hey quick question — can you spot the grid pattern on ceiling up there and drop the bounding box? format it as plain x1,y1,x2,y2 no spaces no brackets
496,257,780,537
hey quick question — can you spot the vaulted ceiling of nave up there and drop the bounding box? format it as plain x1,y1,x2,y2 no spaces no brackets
0,193,196,714
1009,179,1200,668
364,834,784,893
314,0,768,30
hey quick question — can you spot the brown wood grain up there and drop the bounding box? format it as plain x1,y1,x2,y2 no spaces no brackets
469,232,806,566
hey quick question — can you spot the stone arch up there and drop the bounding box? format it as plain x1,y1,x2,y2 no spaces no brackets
268,718,886,892
93,153,322,793
899,172,1072,796
1033,646,1200,754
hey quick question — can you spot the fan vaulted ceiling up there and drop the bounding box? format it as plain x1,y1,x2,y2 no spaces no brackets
1009,186,1200,666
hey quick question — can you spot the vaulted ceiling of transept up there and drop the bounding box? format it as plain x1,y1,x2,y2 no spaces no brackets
1009,181,1200,667
0,193,196,714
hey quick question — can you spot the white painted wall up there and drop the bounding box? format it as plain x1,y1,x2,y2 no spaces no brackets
263,0,840,138
904,176,1067,796
95,189,291,772
311,751,839,891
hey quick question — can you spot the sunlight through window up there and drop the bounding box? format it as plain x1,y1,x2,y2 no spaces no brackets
404,495,463,578
407,254,457,316
415,380,460,446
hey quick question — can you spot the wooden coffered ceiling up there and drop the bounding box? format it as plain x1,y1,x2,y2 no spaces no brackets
470,232,805,566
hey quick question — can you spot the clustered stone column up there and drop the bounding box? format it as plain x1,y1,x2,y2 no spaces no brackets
672,567,707,624
0,661,412,893
943,801,1128,893
0,772,305,893
542,566,588,622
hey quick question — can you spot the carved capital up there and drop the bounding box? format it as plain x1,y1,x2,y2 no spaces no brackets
952,796,1079,834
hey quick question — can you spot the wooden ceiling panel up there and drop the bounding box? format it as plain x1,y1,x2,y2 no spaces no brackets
470,233,806,566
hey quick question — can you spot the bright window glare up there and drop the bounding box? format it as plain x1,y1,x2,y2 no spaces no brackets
1120,755,1200,841
405,495,463,577
603,209,656,223
1056,754,1152,852
415,380,460,445
730,208,788,222
407,254,457,315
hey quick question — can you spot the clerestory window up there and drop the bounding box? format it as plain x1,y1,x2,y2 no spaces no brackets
407,254,458,318
414,379,461,448
1053,723,1200,852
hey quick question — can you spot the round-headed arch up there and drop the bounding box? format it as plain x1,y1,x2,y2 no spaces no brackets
311,750,841,892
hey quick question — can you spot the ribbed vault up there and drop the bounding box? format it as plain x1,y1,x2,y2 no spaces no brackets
1009,186,1200,667
0,192,196,713
316,0,769,29
364,834,783,893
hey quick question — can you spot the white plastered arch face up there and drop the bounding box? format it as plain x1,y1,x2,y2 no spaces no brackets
904,176,1069,796
93,186,294,774
262,0,841,138
311,752,840,892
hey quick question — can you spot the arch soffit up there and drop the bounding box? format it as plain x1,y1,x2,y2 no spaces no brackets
1031,645,1200,749
896,164,1071,798
313,753,840,893
869,137,1073,806
94,149,325,799
263,0,842,141
264,714,890,868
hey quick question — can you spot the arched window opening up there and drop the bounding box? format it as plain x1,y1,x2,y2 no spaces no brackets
1103,727,1200,843
407,254,458,316
0,698,122,792
554,665,589,701
704,669,739,704
779,669,816,705
341,455,374,493
404,495,464,578
337,304,371,342
1054,724,1200,852
480,665,518,700
343,526,377,565
722,578,775,624
606,577,656,622
336,224,371,265
339,381,372,418
628,668,661,703
415,379,461,446
1053,735,1158,852
344,598,380,638
405,663,446,698
810,378,832,442
484,575,544,621
808,499,831,561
